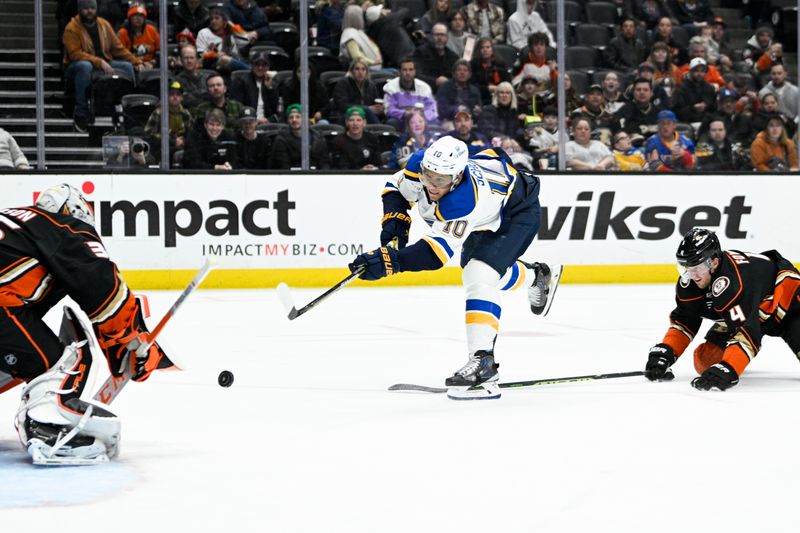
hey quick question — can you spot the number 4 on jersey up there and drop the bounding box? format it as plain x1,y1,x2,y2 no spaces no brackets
729,304,746,322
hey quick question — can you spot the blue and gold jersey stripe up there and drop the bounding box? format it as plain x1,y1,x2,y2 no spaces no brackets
421,236,453,265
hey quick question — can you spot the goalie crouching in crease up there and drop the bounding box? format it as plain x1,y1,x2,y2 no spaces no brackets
0,184,172,465
645,227,800,391
348,136,563,400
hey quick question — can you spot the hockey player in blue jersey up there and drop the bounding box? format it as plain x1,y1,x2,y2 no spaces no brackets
349,135,563,399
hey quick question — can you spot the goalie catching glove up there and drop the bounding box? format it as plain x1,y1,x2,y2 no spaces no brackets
380,212,411,249
96,299,170,382
644,343,676,381
349,246,400,281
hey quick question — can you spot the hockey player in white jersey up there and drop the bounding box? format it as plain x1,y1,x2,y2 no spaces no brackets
349,136,562,399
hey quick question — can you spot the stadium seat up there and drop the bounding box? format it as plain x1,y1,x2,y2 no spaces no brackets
365,124,400,153
370,71,396,95
491,44,518,70
269,22,300,53
136,69,171,98
257,123,290,135
675,122,695,141
565,46,600,70
392,0,426,20
585,1,618,25
250,45,292,72
546,22,573,46
575,24,611,49
671,25,690,49
544,0,582,23
566,69,590,95
320,70,347,94
91,69,136,115
272,70,294,88
121,94,159,133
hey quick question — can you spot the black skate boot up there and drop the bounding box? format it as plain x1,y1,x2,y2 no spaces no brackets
521,262,563,316
445,350,501,400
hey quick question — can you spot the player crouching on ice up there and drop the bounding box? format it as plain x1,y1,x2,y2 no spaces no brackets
348,136,563,400
0,184,172,465
645,227,800,391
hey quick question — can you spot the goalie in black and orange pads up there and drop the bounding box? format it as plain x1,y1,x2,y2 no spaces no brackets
645,227,800,391
1,184,170,464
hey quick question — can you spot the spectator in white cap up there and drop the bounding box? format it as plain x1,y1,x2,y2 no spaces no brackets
670,57,716,123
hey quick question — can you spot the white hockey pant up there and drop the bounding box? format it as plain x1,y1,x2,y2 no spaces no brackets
463,259,533,355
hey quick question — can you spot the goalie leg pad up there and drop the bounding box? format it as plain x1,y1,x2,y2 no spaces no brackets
16,342,121,465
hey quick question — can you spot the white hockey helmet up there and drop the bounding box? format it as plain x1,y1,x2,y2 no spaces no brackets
35,183,95,227
421,136,469,189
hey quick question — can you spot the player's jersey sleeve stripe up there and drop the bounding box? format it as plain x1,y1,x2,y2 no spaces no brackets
381,182,400,196
89,273,130,325
488,180,510,195
421,236,453,264
403,169,421,182
0,257,40,286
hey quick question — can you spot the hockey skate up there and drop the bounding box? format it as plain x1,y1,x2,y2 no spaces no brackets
445,351,501,400
522,262,563,317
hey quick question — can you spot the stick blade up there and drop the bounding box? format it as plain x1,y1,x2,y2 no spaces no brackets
276,282,298,320
388,383,448,393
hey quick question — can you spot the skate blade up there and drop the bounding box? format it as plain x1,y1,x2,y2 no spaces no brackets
447,383,501,401
540,264,563,317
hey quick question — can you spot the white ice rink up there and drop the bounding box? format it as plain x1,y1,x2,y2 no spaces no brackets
2,282,800,532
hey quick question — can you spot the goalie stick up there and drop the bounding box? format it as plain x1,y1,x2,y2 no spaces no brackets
388,370,646,393
93,257,217,405
276,266,364,320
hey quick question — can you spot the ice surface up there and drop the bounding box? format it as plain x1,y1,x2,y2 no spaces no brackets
1,283,799,532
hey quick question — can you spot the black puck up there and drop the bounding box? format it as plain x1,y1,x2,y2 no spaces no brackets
218,370,234,387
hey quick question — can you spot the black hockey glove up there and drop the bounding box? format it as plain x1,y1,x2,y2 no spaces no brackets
380,212,411,249
349,246,400,281
644,343,676,381
691,361,739,391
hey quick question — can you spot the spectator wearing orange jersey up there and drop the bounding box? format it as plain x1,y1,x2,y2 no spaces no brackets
117,4,160,70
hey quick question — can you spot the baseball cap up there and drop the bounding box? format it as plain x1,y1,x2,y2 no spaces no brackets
454,105,472,119
286,103,302,116
127,4,147,18
240,106,257,121
169,80,184,93
638,62,655,72
657,109,677,122
588,84,603,93
689,57,708,70
250,50,270,65
712,16,725,28
756,25,774,37
345,106,366,119
175,28,195,44
365,4,383,25
718,87,737,100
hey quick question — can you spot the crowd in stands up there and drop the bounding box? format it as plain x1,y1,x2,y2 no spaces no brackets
46,0,800,172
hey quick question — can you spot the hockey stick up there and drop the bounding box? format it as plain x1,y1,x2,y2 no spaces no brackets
388,370,646,394
93,257,217,405
276,266,365,320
